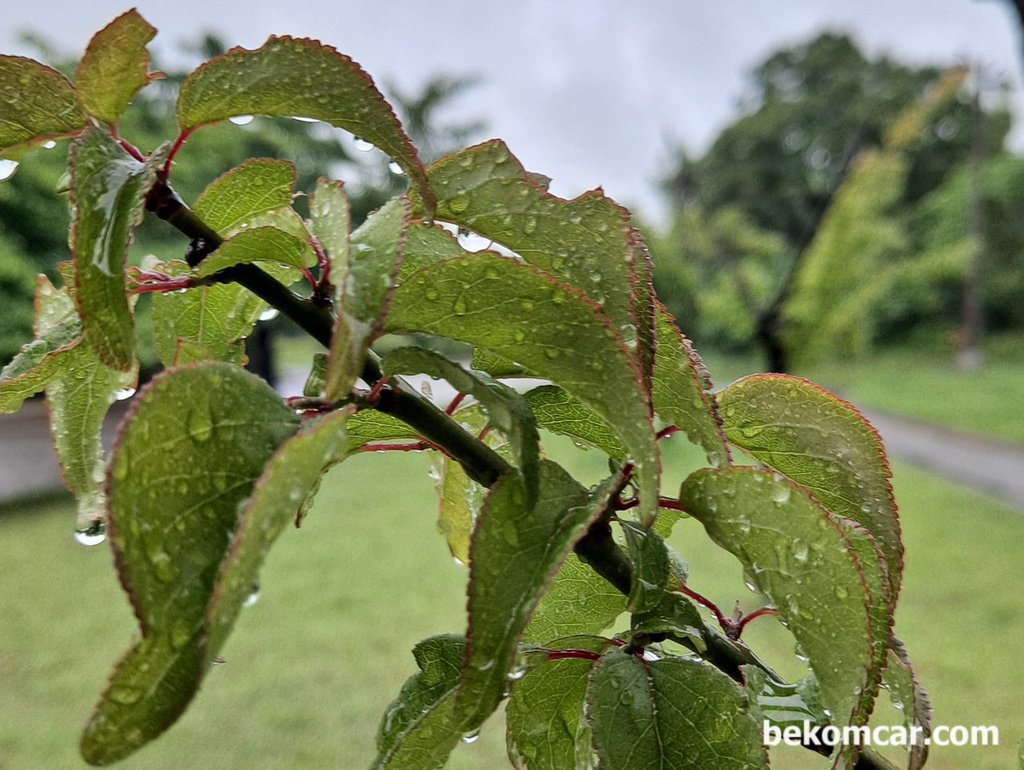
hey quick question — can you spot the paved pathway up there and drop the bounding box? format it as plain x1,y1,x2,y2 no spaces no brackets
3,385,1023,513
861,408,1024,511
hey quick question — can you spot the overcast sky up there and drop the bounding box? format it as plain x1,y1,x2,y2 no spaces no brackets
2,1,1021,224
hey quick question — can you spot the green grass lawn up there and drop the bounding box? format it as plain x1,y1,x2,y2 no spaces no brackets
699,333,1024,445
2,446,1021,769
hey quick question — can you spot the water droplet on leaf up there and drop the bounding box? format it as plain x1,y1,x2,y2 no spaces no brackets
243,582,261,607
353,137,373,152
74,519,106,546
462,730,480,745
229,114,254,126
259,307,280,322
114,386,136,401
0,159,19,181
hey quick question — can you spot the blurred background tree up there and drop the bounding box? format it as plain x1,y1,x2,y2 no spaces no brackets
654,32,1020,372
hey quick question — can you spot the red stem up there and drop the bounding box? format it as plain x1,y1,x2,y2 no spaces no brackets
657,425,680,440
678,582,731,632
445,392,467,415
736,606,778,635
358,440,444,454
162,128,194,175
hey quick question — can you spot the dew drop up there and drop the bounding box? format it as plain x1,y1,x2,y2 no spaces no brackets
425,288,440,301
109,686,142,705
453,297,468,315
292,115,318,123
74,519,106,547
228,114,254,126
243,582,261,608
0,159,19,181
619,690,635,705
353,137,373,152
512,330,526,342
114,386,136,401
462,730,481,745
770,484,791,504
520,299,535,311
387,161,404,175
259,307,280,322
210,656,226,666
834,585,849,599
792,541,809,563
740,425,763,439
43,140,57,149
187,405,214,443
170,620,193,651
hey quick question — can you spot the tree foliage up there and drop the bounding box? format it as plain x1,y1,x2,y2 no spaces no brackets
1,11,925,769
655,32,1015,368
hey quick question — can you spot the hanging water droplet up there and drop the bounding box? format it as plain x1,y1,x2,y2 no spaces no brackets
209,656,226,666
74,519,106,546
0,159,19,181
387,161,404,175
462,730,481,745
742,569,759,593
229,114,254,126
243,582,261,608
507,666,526,682
43,140,57,149
770,484,791,504
259,307,280,322
794,642,809,662
292,115,318,123
113,386,136,402
353,136,373,152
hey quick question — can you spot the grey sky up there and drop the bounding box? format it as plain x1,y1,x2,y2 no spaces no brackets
2,1,1021,223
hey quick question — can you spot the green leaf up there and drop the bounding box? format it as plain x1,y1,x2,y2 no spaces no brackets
629,592,706,650
75,9,159,124
385,252,658,524
587,650,767,770
70,129,167,370
150,260,264,365
46,343,135,527
506,636,610,770
205,406,358,658
418,140,640,350
743,667,829,730
679,466,890,732
0,56,86,153
309,177,350,275
437,457,480,565
717,373,903,601
194,226,314,278
523,554,625,644
458,462,618,731
620,520,670,614
303,352,328,397
399,221,467,280
652,303,729,467
524,385,625,459
81,364,298,765
629,230,657,391
883,638,931,770
176,36,433,214
382,347,540,504
193,158,297,237
325,198,409,400
372,635,466,770
0,276,81,413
